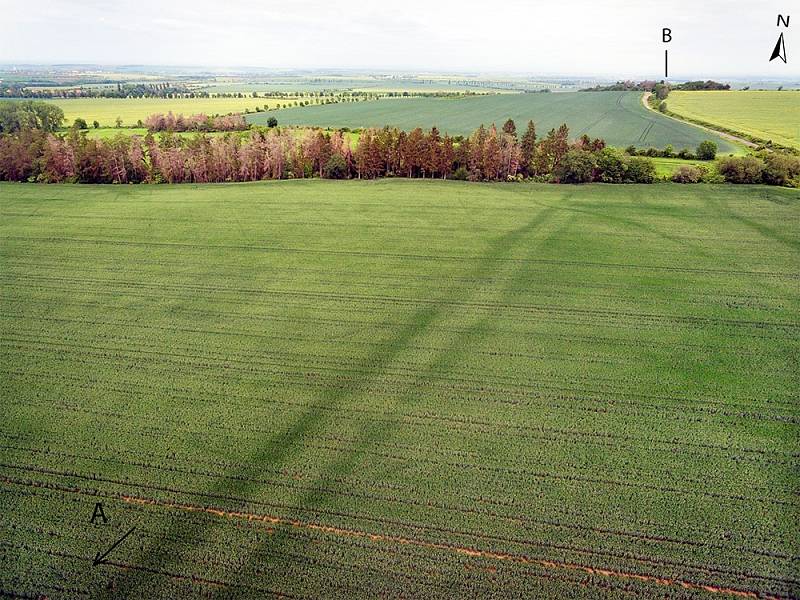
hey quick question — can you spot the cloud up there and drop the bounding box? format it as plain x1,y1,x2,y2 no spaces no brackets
1,0,797,78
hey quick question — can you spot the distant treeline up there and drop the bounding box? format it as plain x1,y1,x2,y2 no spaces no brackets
0,82,196,99
1,82,485,101
0,119,663,184
582,80,730,92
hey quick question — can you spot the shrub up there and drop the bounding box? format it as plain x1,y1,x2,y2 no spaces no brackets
624,145,637,156
596,147,628,183
717,156,765,184
671,165,704,183
696,140,717,160
663,144,674,158
72,118,88,130
555,149,597,183
677,148,696,160
658,101,667,113
701,168,725,184
92,120,100,129
267,117,278,128
762,153,800,186
627,157,656,183
452,166,468,181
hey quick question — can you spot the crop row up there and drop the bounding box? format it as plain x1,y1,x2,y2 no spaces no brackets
4,366,797,464
6,261,798,318
4,271,799,333
6,293,795,359
7,234,800,280
3,441,796,566
1,473,794,599
4,338,797,428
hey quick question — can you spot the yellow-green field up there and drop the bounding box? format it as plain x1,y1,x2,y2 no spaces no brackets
81,126,361,144
82,128,235,140
667,91,800,150
45,97,298,127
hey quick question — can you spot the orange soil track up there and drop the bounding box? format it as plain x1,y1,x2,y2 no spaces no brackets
0,473,784,599
115,494,773,599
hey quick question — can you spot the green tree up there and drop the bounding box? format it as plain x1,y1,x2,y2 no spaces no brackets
519,120,536,176
73,118,88,130
92,120,100,129
596,147,628,183
0,100,64,133
554,149,596,183
627,157,657,183
267,117,278,128
696,140,717,160
323,153,348,179
502,118,517,141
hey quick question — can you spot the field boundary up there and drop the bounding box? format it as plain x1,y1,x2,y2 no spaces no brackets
641,93,756,152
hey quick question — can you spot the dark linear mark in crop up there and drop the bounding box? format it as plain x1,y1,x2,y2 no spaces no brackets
97,204,562,598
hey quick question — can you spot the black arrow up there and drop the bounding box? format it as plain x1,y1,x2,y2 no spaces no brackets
93,526,136,566
769,32,787,63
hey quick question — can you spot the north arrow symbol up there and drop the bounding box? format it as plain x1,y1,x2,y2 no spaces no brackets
93,526,136,566
769,32,787,63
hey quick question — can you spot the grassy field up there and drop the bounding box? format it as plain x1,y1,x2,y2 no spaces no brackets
81,127,247,140
1,180,798,599
668,91,800,150
33,97,296,127
247,91,737,152
650,157,715,178
81,126,361,144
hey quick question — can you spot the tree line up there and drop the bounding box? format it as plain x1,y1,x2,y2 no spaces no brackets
0,118,663,184
1,82,195,99
582,80,730,93
3,105,794,186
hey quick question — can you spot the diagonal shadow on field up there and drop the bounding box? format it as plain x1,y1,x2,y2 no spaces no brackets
211,204,568,598
706,192,800,253
102,199,559,598
527,188,716,260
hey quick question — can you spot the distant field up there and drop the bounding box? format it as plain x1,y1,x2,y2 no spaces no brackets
650,157,714,178
37,97,296,127
82,127,149,139
82,127,246,140
1,180,798,599
196,79,571,94
668,91,800,150
247,92,736,152
81,126,360,144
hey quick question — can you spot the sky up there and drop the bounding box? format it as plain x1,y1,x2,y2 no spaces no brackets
1,0,798,78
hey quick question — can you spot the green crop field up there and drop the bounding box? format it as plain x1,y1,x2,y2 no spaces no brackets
668,91,800,150
247,91,737,152
31,97,296,127
1,180,798,599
